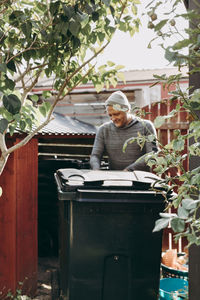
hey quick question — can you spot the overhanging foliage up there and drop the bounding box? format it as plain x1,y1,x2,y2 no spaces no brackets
0,0,141,175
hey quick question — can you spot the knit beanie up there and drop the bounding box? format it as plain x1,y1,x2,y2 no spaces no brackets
105,91,131,111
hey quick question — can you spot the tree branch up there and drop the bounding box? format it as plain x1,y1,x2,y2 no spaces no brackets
56,40,111,100
6,116,53,155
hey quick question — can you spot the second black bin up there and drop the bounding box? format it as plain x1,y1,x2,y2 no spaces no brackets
55,169,165,300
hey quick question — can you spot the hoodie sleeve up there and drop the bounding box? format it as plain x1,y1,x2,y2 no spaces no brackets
90,126,105,170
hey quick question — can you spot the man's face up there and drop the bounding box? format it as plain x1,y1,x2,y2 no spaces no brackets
106,106,129,128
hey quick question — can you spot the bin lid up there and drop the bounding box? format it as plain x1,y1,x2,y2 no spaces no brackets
55,168,165,193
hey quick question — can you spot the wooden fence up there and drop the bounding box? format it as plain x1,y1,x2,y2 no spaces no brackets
142,99,189,253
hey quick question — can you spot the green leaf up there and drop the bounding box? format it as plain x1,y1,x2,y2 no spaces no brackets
79,13,89,28
182,198,200,210
23,50,32,61
2,109,14,122
153,165,165,174
157,156,167,166
7,60,16,73
5,76,15,90
147,134,156,142
39,105,46,117
177,206,189,219
154,19,168,31
95,82,104,93
190,101,200,110
165,47,177,62
50,1,60,16
119,21,127,32
154,116,165,128
102,0,110,6
69,19,80,36
20,120,26,131
72,36,81,49
0,118,9,134
123,16,132,22
187,234,198,245
173,139,185,151
97,32,105,42
9,10,23,26
21,21,32,38
117,72,125,82
171,218,185,232
152,218,169,232
44,102,51,112
42,91,52,99
63,4,75,18
0,63,7,73
107,26,115,35
131,4,137,15
85,3,94,14
25,118,32,129
172,39,191,50
30,95,39,102
3,94,21,115
98,64,106,72
107,61,115,67
109,77,117,87
115,65,124,70
190,121,200,131
191,173,200,185
92,11,99,22
9,125,15,136
13,113,21,122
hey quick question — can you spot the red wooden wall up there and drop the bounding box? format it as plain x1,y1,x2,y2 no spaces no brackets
0,137,38,299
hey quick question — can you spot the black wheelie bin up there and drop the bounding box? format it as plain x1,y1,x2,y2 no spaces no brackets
55,169,166,300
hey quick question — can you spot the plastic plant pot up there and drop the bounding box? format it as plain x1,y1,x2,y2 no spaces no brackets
159,278,188,300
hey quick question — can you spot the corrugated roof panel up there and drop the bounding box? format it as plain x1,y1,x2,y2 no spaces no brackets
13,113,96,136
38,112,97,135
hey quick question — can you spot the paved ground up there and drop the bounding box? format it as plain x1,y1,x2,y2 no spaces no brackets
32,257,59,300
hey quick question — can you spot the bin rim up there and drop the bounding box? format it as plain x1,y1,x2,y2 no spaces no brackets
55,168,170,193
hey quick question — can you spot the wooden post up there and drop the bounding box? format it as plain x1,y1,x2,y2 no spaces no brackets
187,1,200,299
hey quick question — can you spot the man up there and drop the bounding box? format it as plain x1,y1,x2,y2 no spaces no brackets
90,90,158,171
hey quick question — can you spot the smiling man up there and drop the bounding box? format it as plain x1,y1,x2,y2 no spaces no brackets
90,90,158,171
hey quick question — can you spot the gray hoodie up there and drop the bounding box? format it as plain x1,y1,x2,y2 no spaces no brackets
90,116,158,171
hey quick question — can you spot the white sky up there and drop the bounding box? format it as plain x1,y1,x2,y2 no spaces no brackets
97,0,188,71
